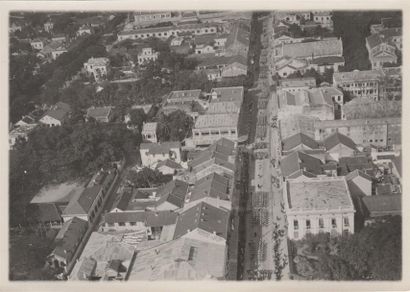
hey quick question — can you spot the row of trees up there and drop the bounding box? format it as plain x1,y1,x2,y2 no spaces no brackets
291,216,401,280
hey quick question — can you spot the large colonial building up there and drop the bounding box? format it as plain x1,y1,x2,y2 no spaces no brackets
284,176,355,240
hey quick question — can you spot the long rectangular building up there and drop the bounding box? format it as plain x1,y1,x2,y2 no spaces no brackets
193,113,239,146
314,117,401,148
118,22,218,41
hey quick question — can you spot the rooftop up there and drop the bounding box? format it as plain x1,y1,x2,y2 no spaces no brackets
194,113,239,128
286,177,354,211
167,89,202,102
278,77,316,88
282,132,320,152
280,151,324,178
128,236,226,280
69,231,136,280
156,179,189,208
85,57,109,66
140,141,181,154
323,132,357,151
141,122,157,133
190,172,230,202
52,217,88,260
333,69,384,83
280,38,343,59
173,201,230,240
314,117,401,129
362,194,401,217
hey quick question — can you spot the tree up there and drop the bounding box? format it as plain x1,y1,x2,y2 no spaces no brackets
292,216,402,280
156,110,194,142
127,108,147,132
126,168,172,188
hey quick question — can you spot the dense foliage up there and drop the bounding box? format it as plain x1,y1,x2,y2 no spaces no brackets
10,123,140,226
156,110,194,142
333,11,402,71
126,167,173,188
291,216,402,280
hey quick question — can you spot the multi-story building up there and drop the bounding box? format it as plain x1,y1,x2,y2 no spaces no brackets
311,11,333,29
333,69,383,100
366,27,402,69
193,114,239,146
137,47,159,65
83,57,110,81
141,122,158,143
30,39,44,50
117,22,218,41
283,176,355,240
133,11,173,27
314,117,401,148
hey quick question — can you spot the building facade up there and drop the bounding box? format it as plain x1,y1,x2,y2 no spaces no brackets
284,177,355,240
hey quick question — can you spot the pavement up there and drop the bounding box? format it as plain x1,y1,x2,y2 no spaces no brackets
241,12,290,281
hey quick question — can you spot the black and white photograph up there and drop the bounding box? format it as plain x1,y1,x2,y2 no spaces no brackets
5,2,406,288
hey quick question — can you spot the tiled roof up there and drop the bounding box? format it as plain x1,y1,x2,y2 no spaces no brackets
333,69,384,83
314,117,401,129
52,217,88,260
145,210,178,227
63,185,101,215
282,132,319,152
156,180,189,208
189,138,235,170
104,211,146,225
362,194,401,217
323,132,357,151
339,156,375,176
278,77,316,88
280,151,323,177
345,169,372,182
128,236,226,280
286,177,354,211
195,113,239,128
190,172,230,202
173,202,230,240
140,142,181,154
280,38,343,59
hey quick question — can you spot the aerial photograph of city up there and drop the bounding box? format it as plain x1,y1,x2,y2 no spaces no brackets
8,9,402,282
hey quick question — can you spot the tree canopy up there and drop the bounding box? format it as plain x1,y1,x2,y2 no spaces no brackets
10,123,141,226
291,216,402,280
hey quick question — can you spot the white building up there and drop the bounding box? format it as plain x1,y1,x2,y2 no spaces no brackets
84,57,110,81
30,39,44,50
284,176,355,240
137,47,159,65
141,122,158,143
